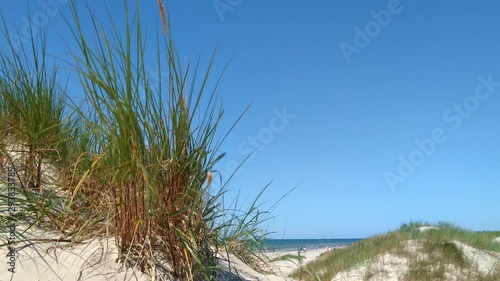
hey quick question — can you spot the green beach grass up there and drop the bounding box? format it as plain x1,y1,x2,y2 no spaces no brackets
0,1,276,280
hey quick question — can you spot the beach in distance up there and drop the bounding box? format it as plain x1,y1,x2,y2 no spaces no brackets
263,238,362,251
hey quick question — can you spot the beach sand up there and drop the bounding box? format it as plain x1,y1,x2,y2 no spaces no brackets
217,248,331,281
0,235,147,281
0,230,331,281
265,248,331,277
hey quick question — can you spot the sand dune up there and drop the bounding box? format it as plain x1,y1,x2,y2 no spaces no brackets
0,227,328,281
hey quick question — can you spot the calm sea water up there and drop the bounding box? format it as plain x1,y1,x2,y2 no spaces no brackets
263,238,362,252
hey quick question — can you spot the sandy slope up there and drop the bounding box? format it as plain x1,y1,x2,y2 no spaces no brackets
0,229,329,281
330,239,500,281
452,241,500,275
0,235,147,281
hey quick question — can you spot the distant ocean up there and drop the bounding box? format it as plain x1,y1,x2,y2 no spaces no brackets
263,239,362,252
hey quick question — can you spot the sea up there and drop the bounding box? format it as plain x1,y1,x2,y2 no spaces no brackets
263,238,362,252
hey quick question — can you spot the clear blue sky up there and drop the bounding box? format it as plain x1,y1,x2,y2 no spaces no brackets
2,1,500,239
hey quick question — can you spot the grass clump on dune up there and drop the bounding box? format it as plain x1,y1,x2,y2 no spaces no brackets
0,17,92,237
0,1,274,280
63,0,231,277
295,221,500,281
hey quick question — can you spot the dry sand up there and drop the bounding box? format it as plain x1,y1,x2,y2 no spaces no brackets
0,234,147,281
0,229,330,281
264,248,331,278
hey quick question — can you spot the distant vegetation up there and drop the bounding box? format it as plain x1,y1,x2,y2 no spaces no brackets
294,222,500,281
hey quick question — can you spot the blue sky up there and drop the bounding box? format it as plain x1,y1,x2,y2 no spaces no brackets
2,0,500,239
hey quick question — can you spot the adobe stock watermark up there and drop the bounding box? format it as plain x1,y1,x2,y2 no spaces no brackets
385,74,500,191
146,65,169,84
8,0,69,53
3,166,17,275
211,106,296,189
339,0,404,64
213,0,243,22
